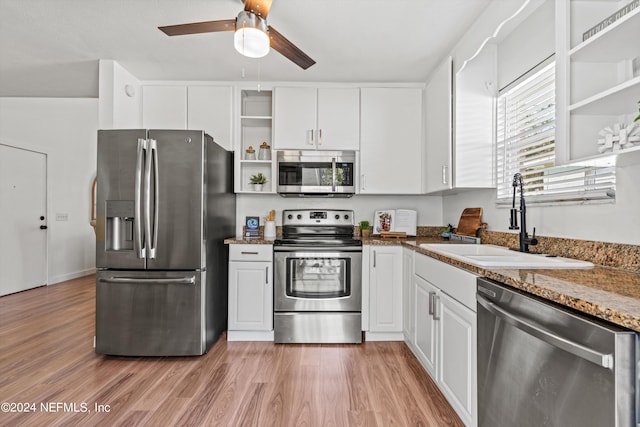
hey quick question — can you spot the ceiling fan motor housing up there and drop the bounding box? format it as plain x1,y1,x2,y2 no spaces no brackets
234,11,270,58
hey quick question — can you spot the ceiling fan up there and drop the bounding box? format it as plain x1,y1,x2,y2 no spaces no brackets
158,0,315,70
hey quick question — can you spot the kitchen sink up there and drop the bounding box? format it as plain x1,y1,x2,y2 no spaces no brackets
419,243,594,268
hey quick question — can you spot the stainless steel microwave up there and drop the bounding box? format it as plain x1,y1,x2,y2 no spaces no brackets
277,150,356,197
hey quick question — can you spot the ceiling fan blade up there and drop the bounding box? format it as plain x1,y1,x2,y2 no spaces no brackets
158,19,236,36
268,26,316,70
244,0,273,18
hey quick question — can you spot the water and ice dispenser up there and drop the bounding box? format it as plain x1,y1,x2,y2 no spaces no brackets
105,200,134,251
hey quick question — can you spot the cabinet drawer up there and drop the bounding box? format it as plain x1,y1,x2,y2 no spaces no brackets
229,244,272,262
414,253,477,312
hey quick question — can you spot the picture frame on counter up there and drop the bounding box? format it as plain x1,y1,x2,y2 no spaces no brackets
372,209,417,236
245,216,260,238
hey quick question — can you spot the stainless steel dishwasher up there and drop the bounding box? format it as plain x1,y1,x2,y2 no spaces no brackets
477,277,638,427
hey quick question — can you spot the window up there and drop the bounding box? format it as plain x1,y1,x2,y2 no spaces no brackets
496,61,616,205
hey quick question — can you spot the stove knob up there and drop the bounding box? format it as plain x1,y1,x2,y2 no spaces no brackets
344,214,350,220
287,214,293,220
297,214,302,220
335,214,340,220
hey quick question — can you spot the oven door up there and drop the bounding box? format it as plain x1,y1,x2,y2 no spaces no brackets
274,247,361,312
277,150,355,196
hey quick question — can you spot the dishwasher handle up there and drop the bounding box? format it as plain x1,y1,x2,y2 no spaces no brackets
477,295,614,369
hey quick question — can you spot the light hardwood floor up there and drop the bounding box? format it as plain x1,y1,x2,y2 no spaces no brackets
0,275,463,426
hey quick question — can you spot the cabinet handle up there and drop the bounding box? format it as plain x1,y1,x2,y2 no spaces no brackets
442,165,448,185
310,129,315,145
433,294,440,321
373,250,376,268
265,266,269,284
241,251,259,255
428,291,435,315
318,129,322,145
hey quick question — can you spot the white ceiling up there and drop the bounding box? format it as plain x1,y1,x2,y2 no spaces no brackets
0,0,494,97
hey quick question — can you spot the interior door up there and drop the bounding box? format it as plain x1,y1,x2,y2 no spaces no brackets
146,130,204,270
0,144,47,296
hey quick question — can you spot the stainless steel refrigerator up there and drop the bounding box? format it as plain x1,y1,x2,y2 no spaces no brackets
95,129,235,356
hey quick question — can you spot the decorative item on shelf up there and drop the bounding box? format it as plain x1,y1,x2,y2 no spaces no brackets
582,0,640,41
245,146,256,160
258,141,271,160
597,121,640,153
359,220,371,239
249,172,267,191
440,223,455,240
264,209,276,239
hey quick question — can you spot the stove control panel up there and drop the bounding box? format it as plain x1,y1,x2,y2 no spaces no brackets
282,209,354,226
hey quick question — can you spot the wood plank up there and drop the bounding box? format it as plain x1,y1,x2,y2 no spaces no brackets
0,275,463,426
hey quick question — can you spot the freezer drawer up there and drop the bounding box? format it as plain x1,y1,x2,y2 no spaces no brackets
96,270,211,356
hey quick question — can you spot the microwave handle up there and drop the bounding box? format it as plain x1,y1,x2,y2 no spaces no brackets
332,157,336,192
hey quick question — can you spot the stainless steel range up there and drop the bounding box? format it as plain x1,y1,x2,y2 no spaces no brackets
273,209,362,344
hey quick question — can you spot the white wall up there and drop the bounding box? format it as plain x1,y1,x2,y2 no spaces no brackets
0,98,98,283
234,194,443,237
98,59,142,129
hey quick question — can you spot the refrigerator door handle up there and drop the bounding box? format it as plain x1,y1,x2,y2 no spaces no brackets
143,139,154,259
134,138,146,259
149,139,159,259
99,276,196,285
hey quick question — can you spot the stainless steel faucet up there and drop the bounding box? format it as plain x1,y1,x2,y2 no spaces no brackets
509,173,538,252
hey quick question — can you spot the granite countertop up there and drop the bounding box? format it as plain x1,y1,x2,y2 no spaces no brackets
226,235,640,332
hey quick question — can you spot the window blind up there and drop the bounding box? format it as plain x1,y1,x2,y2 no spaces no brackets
496,62,615,205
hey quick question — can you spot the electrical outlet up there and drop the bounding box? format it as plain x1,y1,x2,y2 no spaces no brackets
56,213,69,221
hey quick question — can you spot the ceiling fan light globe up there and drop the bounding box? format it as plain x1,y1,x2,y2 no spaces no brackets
234,27,270,58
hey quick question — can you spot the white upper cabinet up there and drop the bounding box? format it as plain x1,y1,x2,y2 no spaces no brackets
556,0,640,162
425,57,453,193
273,87,360,150
360,87,424,194
187,86,233,150
142,85,233,150
142,85,187,129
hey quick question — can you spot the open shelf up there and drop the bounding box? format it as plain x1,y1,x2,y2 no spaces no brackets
569,7,640,62
569,76,640,115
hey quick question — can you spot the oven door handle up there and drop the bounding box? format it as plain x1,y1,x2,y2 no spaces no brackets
273,247,363,254
477,295,614,369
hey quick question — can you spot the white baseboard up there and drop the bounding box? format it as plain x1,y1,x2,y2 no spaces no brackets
226,330,275,342
49,268,96,285
364,331,404,341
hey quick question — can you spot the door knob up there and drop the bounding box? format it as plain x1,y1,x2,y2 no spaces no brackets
40,225,48,230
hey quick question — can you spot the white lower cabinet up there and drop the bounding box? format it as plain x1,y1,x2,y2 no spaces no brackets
439,292,476,427
364,245,403,340
402,247,415,342
410,251,477,427
227,244,273,340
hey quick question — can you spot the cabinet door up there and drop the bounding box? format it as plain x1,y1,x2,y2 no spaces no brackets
273,87,317,149
414,274,439,379
228,261,273,331
402,247,415,342
187,86,233,151
425,56,452,193
142,86,187,129
360,88,423,194
316,88,360,150
369,246,402,332
439,292,477,427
